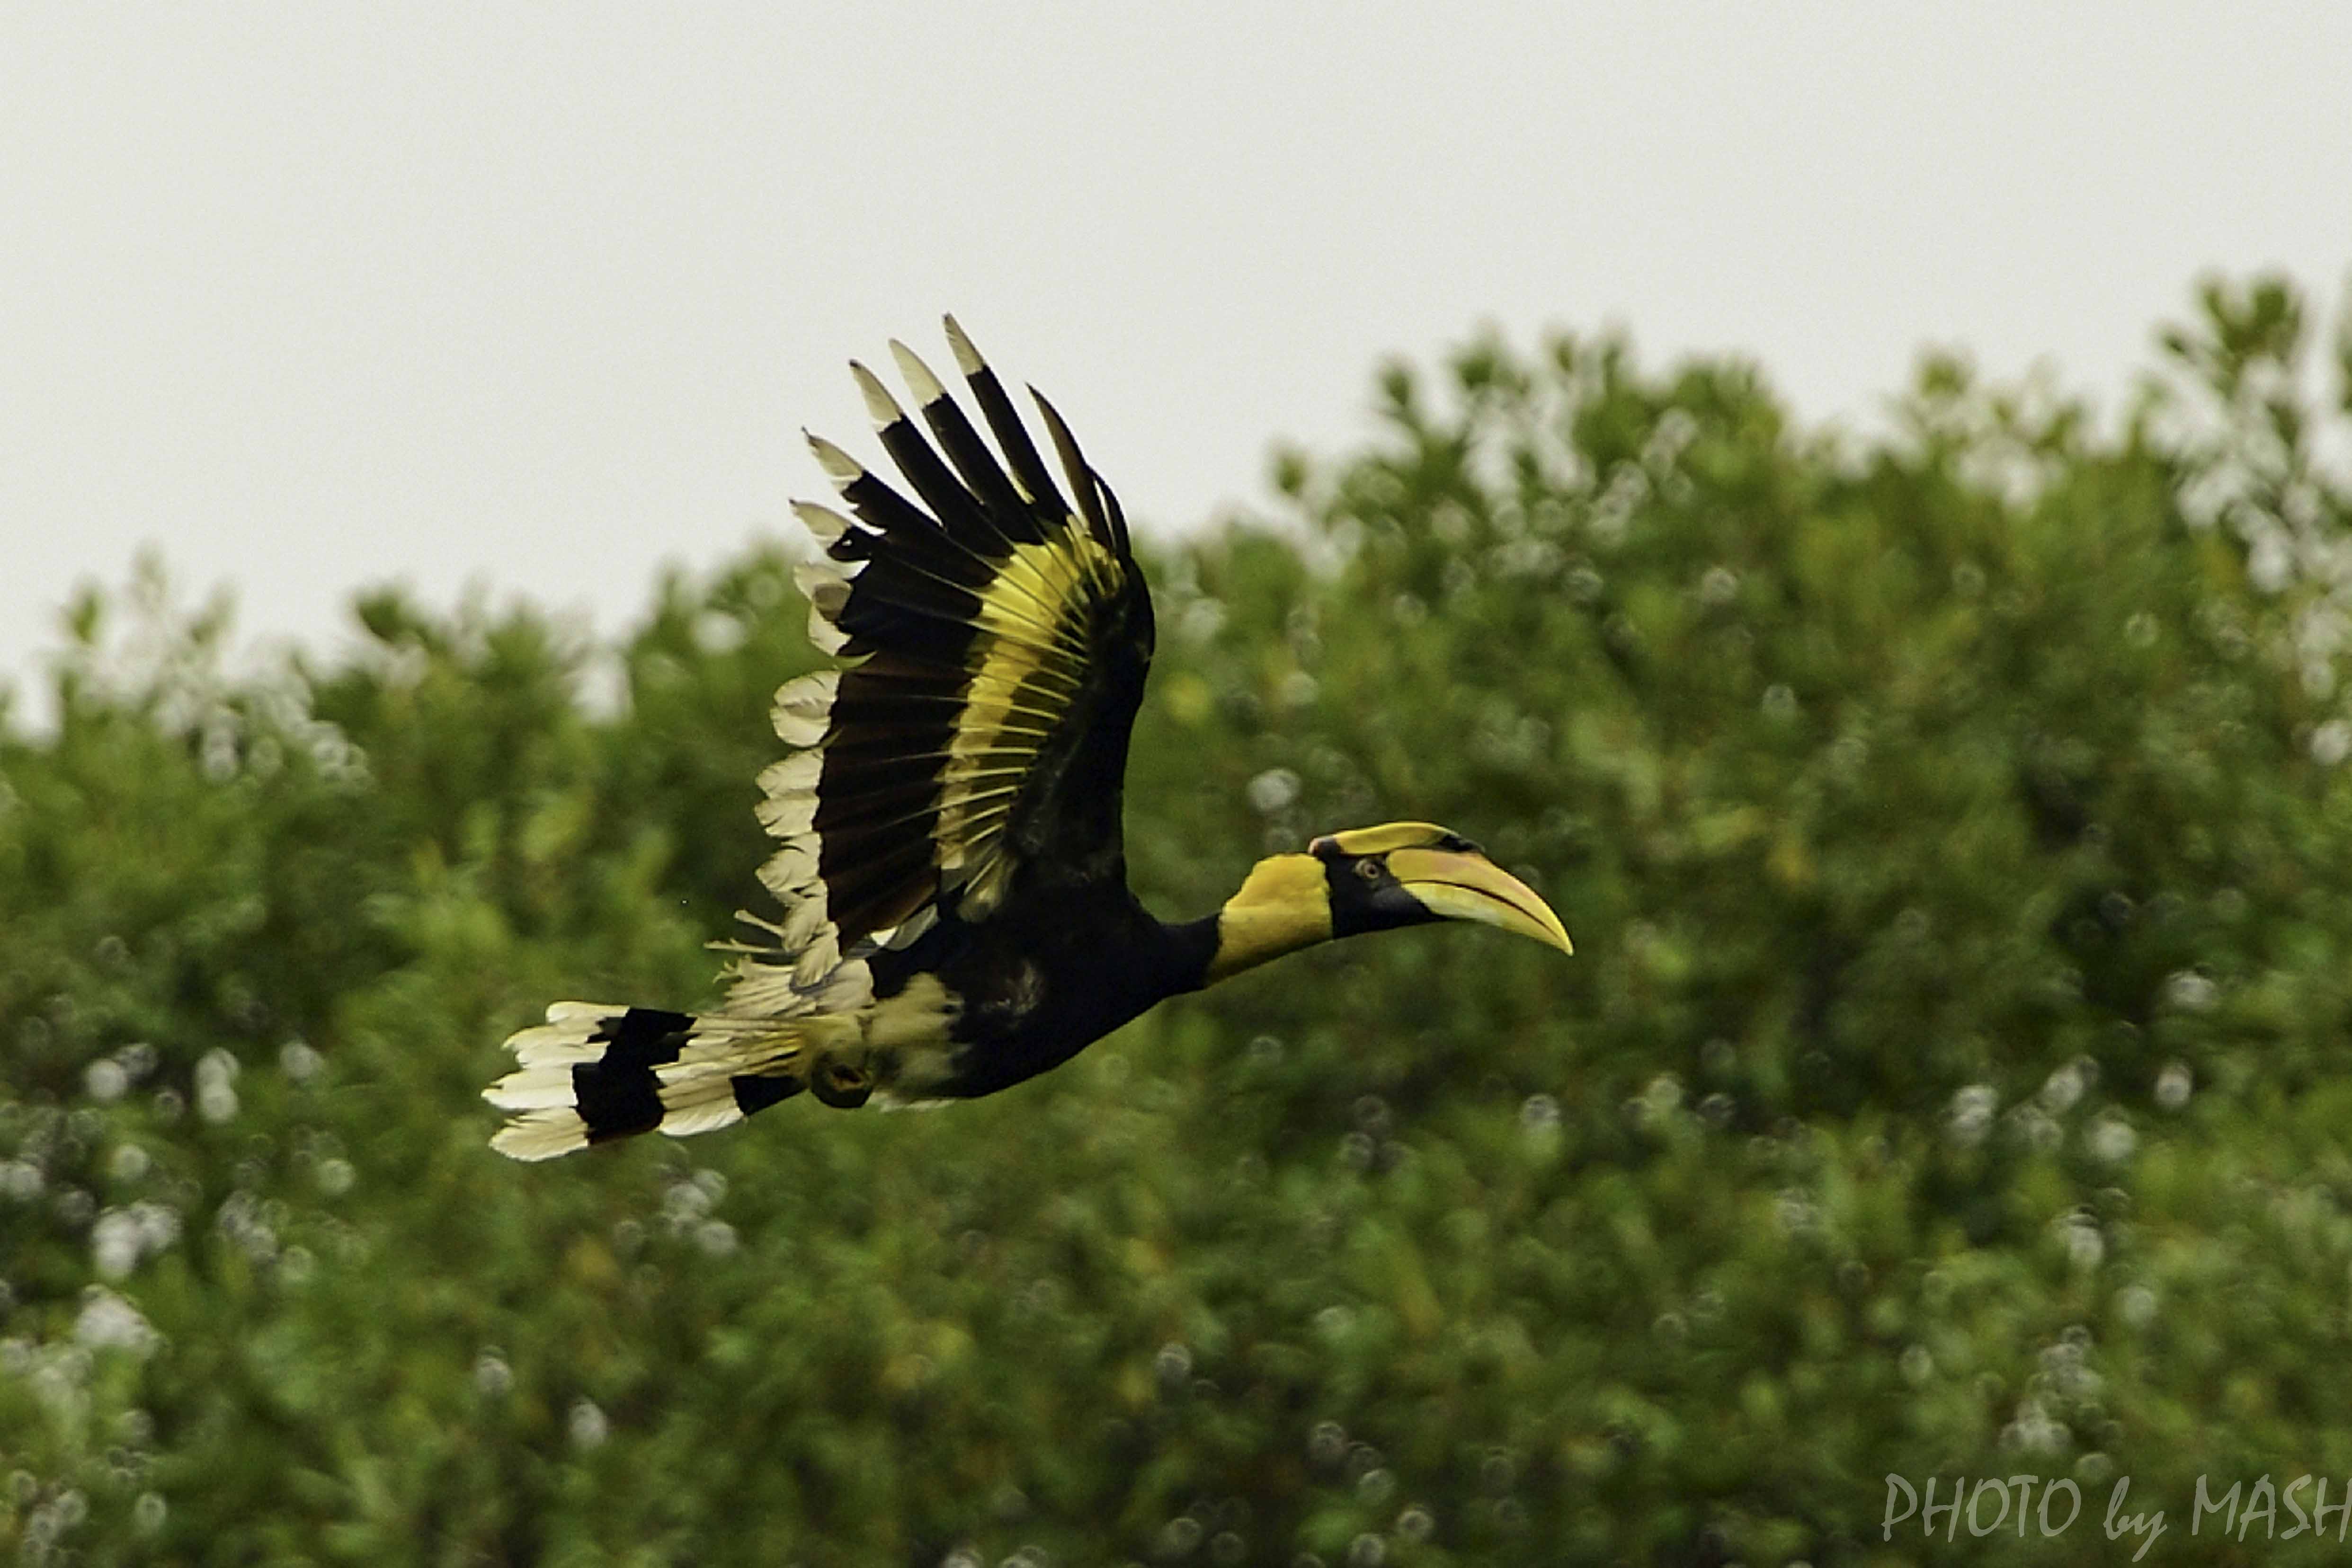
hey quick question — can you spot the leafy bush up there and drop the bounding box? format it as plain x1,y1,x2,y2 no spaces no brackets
3,275,2351,1565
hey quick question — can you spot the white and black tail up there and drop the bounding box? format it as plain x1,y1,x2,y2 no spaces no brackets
483,1002,867,1160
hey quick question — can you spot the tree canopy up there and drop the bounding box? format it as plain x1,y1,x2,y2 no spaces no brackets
5,275,2352,1565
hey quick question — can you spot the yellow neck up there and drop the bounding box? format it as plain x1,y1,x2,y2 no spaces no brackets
1204,854,1332,984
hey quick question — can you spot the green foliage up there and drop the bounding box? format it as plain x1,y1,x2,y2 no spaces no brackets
5,275,2352,1564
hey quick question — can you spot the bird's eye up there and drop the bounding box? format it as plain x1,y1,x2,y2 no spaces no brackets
1355,857,1383,881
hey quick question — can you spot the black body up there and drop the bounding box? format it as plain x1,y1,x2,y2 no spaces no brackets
866,885,1218,1098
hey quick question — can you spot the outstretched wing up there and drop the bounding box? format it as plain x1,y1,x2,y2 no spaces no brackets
735,318,1155,1000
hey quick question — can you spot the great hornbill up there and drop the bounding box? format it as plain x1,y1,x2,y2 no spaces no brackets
485,319,1571,1159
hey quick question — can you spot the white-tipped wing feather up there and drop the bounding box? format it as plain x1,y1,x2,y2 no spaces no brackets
729,316,1152,1007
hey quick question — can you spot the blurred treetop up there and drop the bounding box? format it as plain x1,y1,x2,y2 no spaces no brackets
2,275,2351,1565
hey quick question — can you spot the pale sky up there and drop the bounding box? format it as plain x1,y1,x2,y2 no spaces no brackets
5,4,2348,724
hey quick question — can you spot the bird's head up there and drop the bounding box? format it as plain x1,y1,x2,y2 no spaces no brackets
1310,822,1572,954
1204,821,1571,983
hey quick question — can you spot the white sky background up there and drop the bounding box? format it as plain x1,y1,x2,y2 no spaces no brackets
5,4,2348,725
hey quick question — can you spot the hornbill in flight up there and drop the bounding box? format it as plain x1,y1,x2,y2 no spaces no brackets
485,319,1571,1159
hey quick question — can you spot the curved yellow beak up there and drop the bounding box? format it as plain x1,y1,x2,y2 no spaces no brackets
1388,848,1573,956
